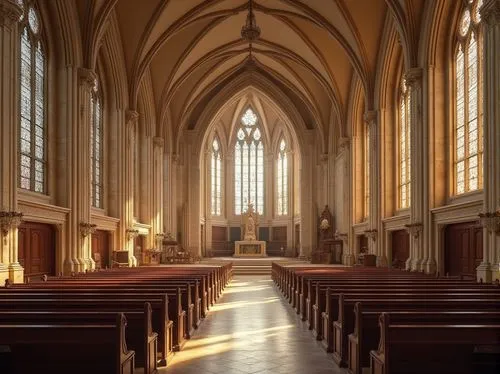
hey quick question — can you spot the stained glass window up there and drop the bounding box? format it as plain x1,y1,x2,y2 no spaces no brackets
90,81,103,208
399,80,411,209
364,125,370,219
19,3,46,193
234,108,264,215
211,137,222,215
277,138,288,216
455,0,483,195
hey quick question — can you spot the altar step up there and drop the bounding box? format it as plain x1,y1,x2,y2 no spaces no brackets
232,264,273,275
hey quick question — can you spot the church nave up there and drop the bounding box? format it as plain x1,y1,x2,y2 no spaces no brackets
163,275,346,374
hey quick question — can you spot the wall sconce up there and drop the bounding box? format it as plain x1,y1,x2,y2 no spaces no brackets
478,211,500,234
0,211,23,235
364,229,377,241
79,222,97,238
126,228,140,240
404,222,423,238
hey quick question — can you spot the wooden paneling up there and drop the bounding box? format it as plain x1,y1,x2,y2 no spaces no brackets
294,224,300,257
212,226,231,256
391,230,409,269
268,226,287,256
91,230,110,269
259,227,269,241
444,222,483,277
18,222,55,277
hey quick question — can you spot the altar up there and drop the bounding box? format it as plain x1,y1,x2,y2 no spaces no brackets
234,202,267,257
234,240,267,257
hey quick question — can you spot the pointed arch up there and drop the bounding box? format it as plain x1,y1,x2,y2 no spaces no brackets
452,0,484,195
18,1,47,193
234,106,265,215
210,133,223,216
276,135,288,216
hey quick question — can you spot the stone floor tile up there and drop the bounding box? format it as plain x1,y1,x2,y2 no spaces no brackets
159,275,348,373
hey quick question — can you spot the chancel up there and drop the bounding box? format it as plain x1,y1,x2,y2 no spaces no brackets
0,0,500,373
234,203,267,257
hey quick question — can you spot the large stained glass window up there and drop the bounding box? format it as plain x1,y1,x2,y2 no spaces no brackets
455,0,483,194
277,138,288,215
234,108,264,215
364,125,370,219
90,81,103,208
399,80,411,209
211,137,222,215
19,2,46,193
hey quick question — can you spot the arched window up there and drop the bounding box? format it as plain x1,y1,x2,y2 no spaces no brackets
90,81,103,208
234,108,264,215
399,79,411,209
277,138,288,216
211,137,222,216
364,126,370,219
19,2,47,193
454,0,483,195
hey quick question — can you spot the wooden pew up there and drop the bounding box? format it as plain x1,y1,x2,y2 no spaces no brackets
0,293,177,363
369,312,500,374
321,285,500,351
0,313,135,374
3,284,195,341
332,295,500,367
0,303,157,374
348,304,500,374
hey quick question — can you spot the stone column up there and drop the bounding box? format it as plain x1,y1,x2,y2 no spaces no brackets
404,68,425,271
187,139,201,257
123,110,138,266
152,137,164,247
478,0,500,282
0,0,23,282
75,68,96,271
299,134,315,259
364,111,384,265
339,137,355,265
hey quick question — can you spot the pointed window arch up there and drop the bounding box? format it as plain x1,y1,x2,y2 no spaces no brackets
18,1,47,193
364,125,370,219
90,80,103,208
211,136,222,216
234,108,264,215
277,137,288,216
399,79,411,209
454,0,483,194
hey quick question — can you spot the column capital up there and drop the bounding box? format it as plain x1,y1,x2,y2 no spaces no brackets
363,110,377,127
77,67,97,91
125,109,139,126
0,0,22,27
481,0,500,25
403,67,423,88
338,137,350,152
153,136,164,148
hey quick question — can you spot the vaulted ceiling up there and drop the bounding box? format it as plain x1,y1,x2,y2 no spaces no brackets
75,0,426,147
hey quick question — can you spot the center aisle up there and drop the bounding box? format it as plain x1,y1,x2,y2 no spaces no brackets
162,275,347,374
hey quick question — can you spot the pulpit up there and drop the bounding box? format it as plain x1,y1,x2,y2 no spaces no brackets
311,205,343,264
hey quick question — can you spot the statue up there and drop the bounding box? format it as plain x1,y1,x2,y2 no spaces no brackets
243,203,258,241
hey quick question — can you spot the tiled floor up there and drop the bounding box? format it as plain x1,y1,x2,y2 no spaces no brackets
161,275,347,374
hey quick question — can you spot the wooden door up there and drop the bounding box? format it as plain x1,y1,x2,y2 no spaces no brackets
18,222,55,277
91,230,110,269
444,222,483,276
391,230,409,269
